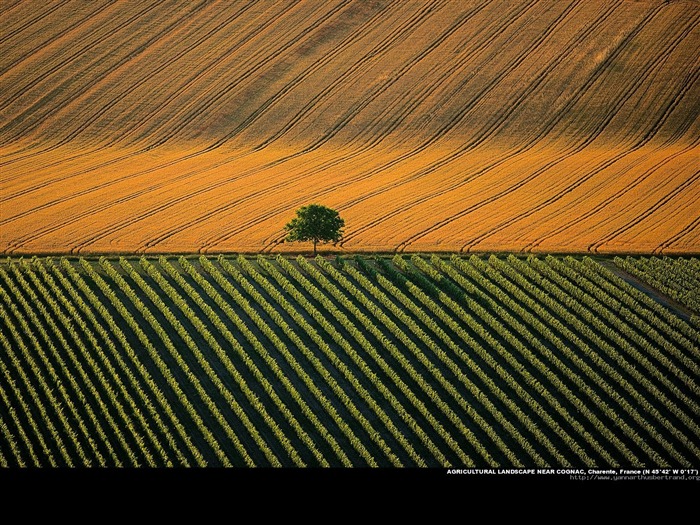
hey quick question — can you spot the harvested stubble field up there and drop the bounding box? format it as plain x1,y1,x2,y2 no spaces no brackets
1,0,698,255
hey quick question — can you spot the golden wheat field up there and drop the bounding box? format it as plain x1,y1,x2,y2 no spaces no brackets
0,0,698,255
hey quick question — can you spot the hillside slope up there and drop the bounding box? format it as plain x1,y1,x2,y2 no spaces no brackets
1,0,698,254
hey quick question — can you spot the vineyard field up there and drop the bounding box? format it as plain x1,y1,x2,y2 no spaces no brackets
1,0,698,255
0,254,697,468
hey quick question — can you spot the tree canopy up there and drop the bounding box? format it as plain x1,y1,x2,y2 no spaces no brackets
284,204,344,255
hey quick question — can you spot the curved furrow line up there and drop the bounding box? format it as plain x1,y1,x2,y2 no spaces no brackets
0,1,114,77
0,1,212,143
0,1,497,170
1,149,256,248
259,0,507,152
147,0,669,253
34,2,260,148
96,0,307,147
291,0,542,155
3,1,695,256
0,1,165,117
529,138,700,253
125,0,489,157
64,150,345,254
85,0,308,147
168,1,495,248
342,1,626,210
0,2,275,168
366,2,666,193
389,5,685,251
0,0,27,20
3,142,327,252
351,0,592,151
193,4,516,230
635,58,700,147
579,117,699,252
159,153,384,251
525,45,700,252
591,170,700,253
0,138,83,169
0,144,211,207
0,3,282,175
137,1,351,148
656,200,700,252
355,0,598,152
0,0,537,232
523,54,700,253
192,1,551,250
65,0,503,252
0,0,73,48
458,148,695,255
249,2,524,155
0,2,257,186
0,140,43,165
215,0,443,150
398,6,681,249
238,1,584,233
338,1,630,246
663,78,700,145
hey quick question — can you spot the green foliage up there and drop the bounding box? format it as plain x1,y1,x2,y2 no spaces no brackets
284,204,344,255
0,254,698,468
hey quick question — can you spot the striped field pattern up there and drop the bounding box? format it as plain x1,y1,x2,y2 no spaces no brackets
0,254,697,467
615,255,700,316
0,0,698,255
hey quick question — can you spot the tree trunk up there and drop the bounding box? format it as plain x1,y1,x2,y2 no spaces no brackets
313,238,317,256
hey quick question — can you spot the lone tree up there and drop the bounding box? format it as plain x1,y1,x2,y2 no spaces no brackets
284,204,344,256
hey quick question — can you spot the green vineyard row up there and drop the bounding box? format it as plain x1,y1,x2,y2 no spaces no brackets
0,254,698,468
615,256,700,325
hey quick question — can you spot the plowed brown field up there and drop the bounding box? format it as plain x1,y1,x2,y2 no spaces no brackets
1,0,698,255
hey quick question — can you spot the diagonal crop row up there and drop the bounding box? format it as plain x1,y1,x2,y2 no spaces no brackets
320,255,528,467
0,368,39,467
154,255,312,467
484,254,682,466
256,254,421,466
589,258,700,352
113,256,263,467
60,258,194,466
290,254,483,467
553,256,700,413
0,405,22,467
501,255,686,466
530,256,699,461
229,255,382,466
88,257,225,466
0,296,73,466
306,255,478,467
424,254,622,467
260,254,408,466
0,265,96,466
135,256,291,467
46,257,173,466
0,325,49,467
448,254,641,466
382,254,584,467
615,256,700,315
578,257,700,369
20,258,144,467
213,255,370,467
183,256,339,466
32,257,162,466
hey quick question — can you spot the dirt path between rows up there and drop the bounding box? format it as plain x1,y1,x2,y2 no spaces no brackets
598,259,696,323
